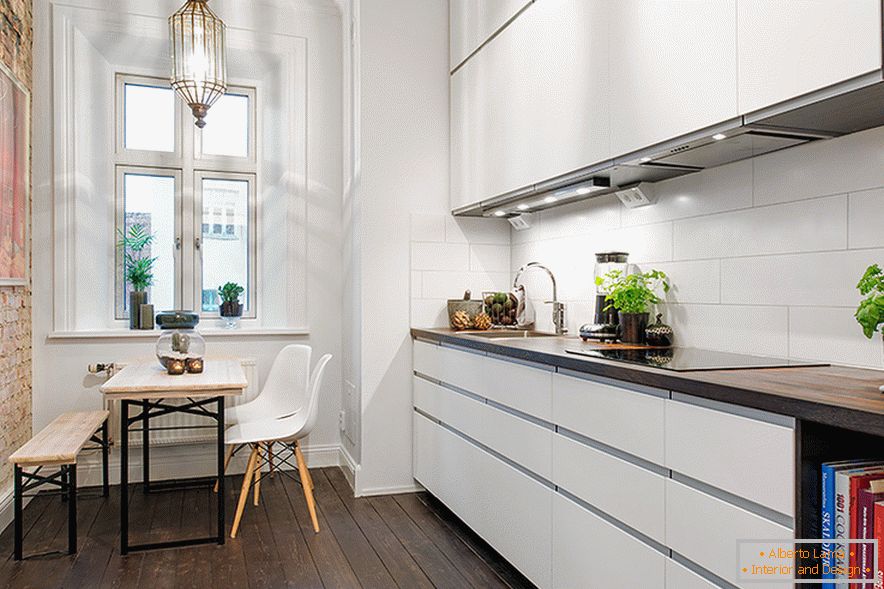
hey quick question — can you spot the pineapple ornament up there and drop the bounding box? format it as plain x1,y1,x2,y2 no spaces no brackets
450,310,473,331
473,313,492,330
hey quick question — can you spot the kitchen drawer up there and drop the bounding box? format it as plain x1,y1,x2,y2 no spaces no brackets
665,398,794,516
413,412,552,588
413,340,552,420
552,433,665,543
414,376,552,478
666,559,723,589
552,373,665,465
665,479,792,589
553,492,665,589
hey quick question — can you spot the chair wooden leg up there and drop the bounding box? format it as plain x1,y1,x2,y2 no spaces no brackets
295,441,314,490
294,441,319,533
214,445,235,493
268,443,274,478
253,444,263,507
230,445,258,539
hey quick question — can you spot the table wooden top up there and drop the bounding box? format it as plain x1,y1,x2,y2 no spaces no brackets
100,360,247,400
10,410,109,466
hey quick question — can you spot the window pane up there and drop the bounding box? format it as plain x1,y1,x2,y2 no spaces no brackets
124,84,175,152
201,178,250,313
200,93,249,157
120,174,176,316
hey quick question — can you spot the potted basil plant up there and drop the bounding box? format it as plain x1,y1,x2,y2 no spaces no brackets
854,264,884,392
218,282,245,329
117,224,157,329
596,269,669,344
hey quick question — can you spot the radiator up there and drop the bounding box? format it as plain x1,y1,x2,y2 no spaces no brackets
105,358,259,447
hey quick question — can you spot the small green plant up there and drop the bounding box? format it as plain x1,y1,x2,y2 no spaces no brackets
596,269,670,315
117,224,157,292
855,264,884,339
218,282,245,304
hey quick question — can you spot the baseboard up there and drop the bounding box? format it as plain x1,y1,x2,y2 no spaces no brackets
338,446,358,492
356,483,423,497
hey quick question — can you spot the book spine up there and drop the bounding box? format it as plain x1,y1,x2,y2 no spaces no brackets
823,464,836,588
860,492,873,589
874,502,884,589
836,472,852,583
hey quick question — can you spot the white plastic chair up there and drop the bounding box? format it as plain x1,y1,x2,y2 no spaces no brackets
214,345,311,492
227,353,332,538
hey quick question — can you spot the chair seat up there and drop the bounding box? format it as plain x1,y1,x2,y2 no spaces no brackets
225,412,308,446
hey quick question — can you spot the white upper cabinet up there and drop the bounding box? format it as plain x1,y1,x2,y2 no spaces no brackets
737,0,882,114
449,0,532,71
451,0,610,211
609,0,739,156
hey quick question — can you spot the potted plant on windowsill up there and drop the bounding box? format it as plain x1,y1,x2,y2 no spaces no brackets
117,224,157,330
218,282,245,329
854,264,884,392
596,269,669,344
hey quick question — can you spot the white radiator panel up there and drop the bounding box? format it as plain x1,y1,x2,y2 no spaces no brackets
106,358,258,447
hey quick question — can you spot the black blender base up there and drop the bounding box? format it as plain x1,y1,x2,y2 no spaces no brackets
579,324,619,343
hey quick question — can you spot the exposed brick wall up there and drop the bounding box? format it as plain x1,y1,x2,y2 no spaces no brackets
0,0,31,493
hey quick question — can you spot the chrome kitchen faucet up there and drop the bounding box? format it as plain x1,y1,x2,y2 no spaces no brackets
513,262,567,335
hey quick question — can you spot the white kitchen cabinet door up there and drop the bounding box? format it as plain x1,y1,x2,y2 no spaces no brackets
449,0,531,71
451,0,610,212
609,0,738,156
737,0,882,115
413,413,553,588
553,493,665,589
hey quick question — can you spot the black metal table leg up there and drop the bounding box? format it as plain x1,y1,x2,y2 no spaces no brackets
13,464,22,561
142,399,150,494
102,419,110,497
120,400,129,556
217,396,225,545
67,465,77,555
60,467,68,502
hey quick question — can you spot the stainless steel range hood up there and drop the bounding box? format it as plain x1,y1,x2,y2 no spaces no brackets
454,71,884,217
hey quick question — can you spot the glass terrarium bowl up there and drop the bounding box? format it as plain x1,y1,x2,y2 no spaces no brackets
156,328,205,369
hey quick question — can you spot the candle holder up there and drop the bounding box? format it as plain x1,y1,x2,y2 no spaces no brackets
166,358,186,375
185,357,204,374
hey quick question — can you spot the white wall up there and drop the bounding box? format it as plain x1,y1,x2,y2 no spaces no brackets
512,125,884,368
31,0,345,482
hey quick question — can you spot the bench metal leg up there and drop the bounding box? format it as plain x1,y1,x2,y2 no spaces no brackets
102,418,109,497
67,465,77,555
13,464,22,561
142,400,150,494
121,400,129,555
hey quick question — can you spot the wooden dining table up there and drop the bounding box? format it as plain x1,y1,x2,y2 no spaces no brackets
100,359,247,554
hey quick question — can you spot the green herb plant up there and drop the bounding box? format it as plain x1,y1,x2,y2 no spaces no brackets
117,224,157,292
218,282,245,304
596,269,670,315
855,264,884,339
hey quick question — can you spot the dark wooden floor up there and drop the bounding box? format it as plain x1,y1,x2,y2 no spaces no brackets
0,467,534,589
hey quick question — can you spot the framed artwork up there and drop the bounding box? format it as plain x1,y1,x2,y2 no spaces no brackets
0,60,29,286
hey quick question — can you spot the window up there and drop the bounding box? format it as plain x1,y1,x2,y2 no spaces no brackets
114,74,257,320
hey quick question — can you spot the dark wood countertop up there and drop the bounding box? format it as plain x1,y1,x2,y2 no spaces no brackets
411,327,884,437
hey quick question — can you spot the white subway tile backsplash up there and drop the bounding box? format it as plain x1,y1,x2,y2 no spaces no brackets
421,270,510,300
645,260,721,305
789,307,883,368
605,223,674,264
663,303,789,357
721,250,881,307
848,187,884,249
469,244,511,273
753,126,884,206
411,242,470,271
534,194,622,241
410,299,449,329
673,195,847,260
411,271,422,298
410,213,446,242
445,216,511,245
622,159,753,227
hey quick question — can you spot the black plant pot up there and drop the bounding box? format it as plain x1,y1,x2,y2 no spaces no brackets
220,301,242,317
618,312,649,344
129,291,148,330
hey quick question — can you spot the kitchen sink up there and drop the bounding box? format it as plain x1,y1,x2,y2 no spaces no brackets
461,330,559,339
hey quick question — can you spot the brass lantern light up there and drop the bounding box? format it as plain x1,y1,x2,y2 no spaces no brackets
169,0,227,128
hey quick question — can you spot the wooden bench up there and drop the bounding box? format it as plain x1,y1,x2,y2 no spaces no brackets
8,410,110,560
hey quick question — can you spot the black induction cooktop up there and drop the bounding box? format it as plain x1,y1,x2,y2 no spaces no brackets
564,346,829,372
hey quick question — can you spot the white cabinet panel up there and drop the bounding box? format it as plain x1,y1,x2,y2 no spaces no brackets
552,434,665,543
665,399,794,516
451,0,610,211
665,479,792,589
609,0,738,155
449,0,531,70
553,493,665,589
552,373,665,464
737,0,882,114
414,376,552,478
666,559,723,589
413,413,552,588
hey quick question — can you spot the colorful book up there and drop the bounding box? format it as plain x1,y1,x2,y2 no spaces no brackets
874,501,884,589
835,466,884,586
858,480,884,589
850,472,884,586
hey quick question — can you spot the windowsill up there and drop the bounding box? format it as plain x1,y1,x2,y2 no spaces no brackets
47,327,310,340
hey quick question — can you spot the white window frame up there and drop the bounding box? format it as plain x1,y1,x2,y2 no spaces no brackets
113,73,258,320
